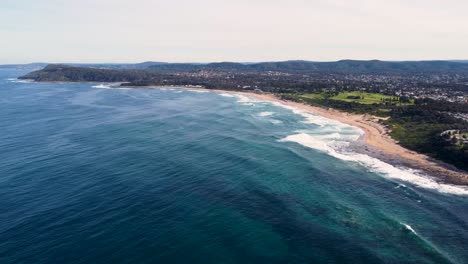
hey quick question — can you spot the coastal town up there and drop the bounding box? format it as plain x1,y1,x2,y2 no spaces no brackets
103,62,468,104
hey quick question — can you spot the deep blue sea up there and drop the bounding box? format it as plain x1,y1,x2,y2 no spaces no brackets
1,68,468,264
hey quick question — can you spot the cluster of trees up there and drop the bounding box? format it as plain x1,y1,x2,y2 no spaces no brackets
414,98,468,113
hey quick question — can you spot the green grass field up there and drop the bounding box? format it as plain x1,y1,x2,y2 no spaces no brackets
301,91,413,105
331,92,394,104
301,93,326,100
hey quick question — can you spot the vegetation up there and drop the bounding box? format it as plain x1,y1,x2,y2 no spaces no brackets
280,93,395,116
385,109,468,169
145,60,468,74
301,91,413,105
19,64,156,82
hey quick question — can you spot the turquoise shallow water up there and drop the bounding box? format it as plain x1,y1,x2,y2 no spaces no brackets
0,68,467,264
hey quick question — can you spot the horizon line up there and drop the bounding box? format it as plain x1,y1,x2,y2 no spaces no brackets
3,59,468,66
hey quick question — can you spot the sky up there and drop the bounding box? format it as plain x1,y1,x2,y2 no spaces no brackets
1,0,468,63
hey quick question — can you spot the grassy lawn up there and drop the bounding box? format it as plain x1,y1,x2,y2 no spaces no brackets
331,92,395,104
301,93,326,100
300,91,413,105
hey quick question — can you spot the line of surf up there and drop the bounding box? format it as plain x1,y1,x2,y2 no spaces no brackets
84,86,468,195
228,93,468,196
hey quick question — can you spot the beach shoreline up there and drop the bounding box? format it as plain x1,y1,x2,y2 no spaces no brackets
248,92,468,186
123,85,468,186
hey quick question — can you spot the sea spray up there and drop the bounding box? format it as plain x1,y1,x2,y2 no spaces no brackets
258,112,275,117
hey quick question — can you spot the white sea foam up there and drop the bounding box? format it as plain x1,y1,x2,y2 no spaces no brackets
159,88,178,91
7,78,34,83
269,119,283,124
258,112,275,117
233,94,263,105
219,93,235,98
188,89,209,93
92,84,111,89
402,223,417,234
270,101,359,133
395,183,407,189
92,84,131,90
280,133,468,195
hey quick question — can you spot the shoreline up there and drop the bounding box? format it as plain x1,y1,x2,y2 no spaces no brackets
24,79,467,187
248,92,468,186
124,85,468,186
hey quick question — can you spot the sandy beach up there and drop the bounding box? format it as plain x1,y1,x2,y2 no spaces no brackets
127,85,468,186
245,92,468,186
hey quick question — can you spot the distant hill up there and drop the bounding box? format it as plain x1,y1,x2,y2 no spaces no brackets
0,62,167,71
19,64,155,82
147,60,468,73
68,61,168,69
10,60,468,74
19,60,468,83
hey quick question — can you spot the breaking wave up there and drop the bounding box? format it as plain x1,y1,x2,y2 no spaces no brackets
402,223,417,234
271,101,356,132
259,112,275,117
6,78,34,83
227,94,468,196
280,133,468,196
92,84,112,89
218,93,235,98
270,119,283,124
188,89,209,93
92,84,130,90
232,94,264,106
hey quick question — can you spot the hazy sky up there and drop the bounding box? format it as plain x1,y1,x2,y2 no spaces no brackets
1,0,468,63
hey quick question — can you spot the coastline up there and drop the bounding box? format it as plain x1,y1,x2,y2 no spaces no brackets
248,92,468,186
124,85,468,186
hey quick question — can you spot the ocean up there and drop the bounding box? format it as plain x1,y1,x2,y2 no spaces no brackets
0,68,467,263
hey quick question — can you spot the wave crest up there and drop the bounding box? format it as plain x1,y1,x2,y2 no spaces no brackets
92,84,111,89
259,112,275,117
280,133,468,196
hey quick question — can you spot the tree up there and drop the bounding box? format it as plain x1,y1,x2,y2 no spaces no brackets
451,136,458,144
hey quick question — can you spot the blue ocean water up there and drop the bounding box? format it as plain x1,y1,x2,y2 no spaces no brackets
0,68,467,264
